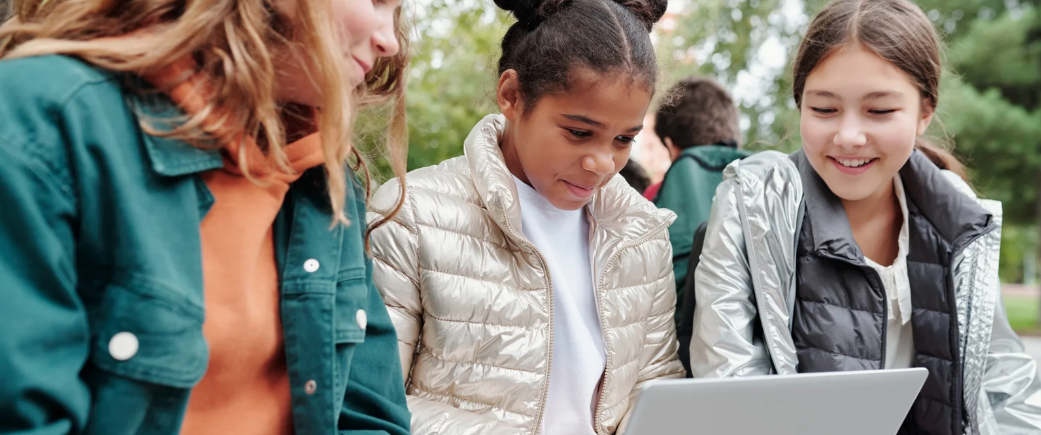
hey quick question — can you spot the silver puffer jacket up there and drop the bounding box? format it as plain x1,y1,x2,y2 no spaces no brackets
367,114,684,435
690,151,1041,434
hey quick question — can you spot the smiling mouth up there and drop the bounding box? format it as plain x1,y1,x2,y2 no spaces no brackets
565,180,595,190
353,57,372,75
831,157,878,168
563,180,597,199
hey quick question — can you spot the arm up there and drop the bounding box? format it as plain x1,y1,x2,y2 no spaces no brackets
366,180,524,435
687,177,772,378
978,295,1041,433
617,234,686,433
0,141,91,434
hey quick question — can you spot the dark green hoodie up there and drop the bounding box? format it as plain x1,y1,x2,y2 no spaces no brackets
654,145,750,325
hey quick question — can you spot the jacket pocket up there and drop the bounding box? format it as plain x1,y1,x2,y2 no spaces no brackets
89,280,208,388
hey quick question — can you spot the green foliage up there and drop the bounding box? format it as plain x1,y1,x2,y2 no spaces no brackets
653,0,810,148
935,75,1041,223
1000,225,1040,283
1004,295,1040,333
402,3,507,172
377,0,1041,282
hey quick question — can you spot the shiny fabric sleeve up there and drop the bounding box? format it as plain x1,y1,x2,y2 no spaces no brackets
687,177,773,378
367,180,526,435
367,179,423,381
617,233,686,433
979,296,1041,433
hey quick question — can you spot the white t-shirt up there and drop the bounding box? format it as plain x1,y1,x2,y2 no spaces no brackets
513,176,606,435
864,175,915,369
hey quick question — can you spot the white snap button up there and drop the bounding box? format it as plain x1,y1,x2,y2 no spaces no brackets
108,332,139,361
303,259,320,273
356,309,367,330
305,380,317,395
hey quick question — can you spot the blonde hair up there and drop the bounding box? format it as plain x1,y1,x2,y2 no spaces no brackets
0,0,409,233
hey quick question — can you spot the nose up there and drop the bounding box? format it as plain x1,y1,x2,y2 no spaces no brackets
581,150,615,176
373,14,400,58
833,114,867,148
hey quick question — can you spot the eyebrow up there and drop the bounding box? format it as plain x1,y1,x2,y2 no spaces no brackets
563,114,643,133
863,91,901,100
805,90,902,101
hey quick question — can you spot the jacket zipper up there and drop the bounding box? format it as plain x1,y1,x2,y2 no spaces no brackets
592,220,672,435
503,207,672,434
499,210,556,434
813,222,998,371
587,218,610,435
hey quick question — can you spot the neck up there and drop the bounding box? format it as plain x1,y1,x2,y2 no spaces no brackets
500,123,531,186
842,179,902,265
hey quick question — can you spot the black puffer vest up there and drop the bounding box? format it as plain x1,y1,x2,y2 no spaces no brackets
789,150,995,435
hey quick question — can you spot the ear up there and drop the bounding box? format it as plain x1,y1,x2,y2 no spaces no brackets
497,70,523,121
663,137,680,160
916,101,936,136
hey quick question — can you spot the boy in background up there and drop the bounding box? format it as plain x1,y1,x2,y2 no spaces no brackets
652,77,750,326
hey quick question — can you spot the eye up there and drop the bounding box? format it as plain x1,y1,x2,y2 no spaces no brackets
566,128,592,139
868,109,897,115
810,107,837,115
615,136,635,145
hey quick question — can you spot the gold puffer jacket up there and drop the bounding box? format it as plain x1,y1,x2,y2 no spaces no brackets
367,114,684,435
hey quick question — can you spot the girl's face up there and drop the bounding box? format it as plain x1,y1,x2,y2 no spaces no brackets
499,69,651,211
800,43,934,204
273,0,401,106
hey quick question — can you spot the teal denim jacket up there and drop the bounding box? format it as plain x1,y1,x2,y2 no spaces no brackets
0,55,411,435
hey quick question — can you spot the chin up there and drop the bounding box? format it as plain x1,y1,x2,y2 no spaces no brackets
549,197,588,211
823,182,877,202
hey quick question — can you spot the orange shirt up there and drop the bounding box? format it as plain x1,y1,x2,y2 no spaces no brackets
145,61,324,435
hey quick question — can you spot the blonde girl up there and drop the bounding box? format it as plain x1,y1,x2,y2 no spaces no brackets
0,0,412,433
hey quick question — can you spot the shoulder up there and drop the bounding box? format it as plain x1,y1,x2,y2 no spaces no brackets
369,156,480,228
595,175,676,240
0,55,133,149
0,55,137,189
723,150,800,183
939,170,1004,223
0,55,122,111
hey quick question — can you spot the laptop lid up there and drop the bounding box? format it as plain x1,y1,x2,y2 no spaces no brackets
625,368,928,435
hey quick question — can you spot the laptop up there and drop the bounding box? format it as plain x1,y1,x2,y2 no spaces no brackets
625,368,928,435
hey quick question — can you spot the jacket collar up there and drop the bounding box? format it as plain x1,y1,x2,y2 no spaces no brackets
677,145,751,171
898,151,993,248
464,114,674,245
791,149,994,262
130,88,224,177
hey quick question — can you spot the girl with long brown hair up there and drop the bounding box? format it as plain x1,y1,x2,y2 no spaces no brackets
688,0,1041,433
0,0,412,433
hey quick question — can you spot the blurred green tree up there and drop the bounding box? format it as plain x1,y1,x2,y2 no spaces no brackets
364,0,1041,281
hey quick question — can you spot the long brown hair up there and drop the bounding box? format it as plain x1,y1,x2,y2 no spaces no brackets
792,0,966,181
0,0,410,229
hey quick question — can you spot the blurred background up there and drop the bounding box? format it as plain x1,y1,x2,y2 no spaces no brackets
354,0,1041,339
3,0,1039,346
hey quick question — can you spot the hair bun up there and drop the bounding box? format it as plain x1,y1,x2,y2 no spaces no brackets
494,0,566,27
614,0,668,31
